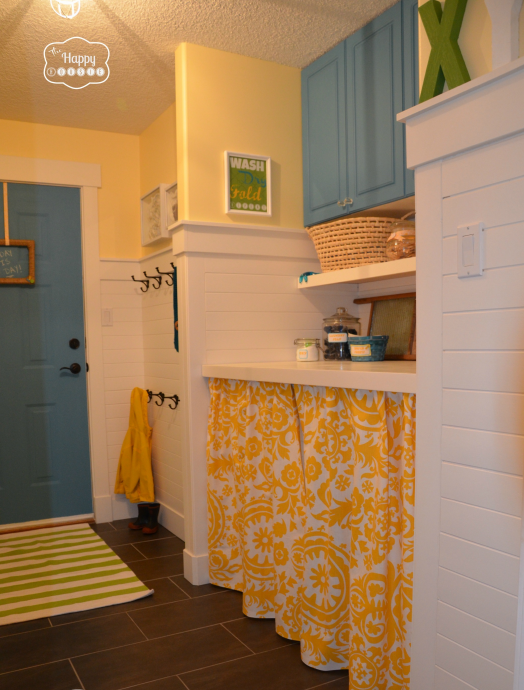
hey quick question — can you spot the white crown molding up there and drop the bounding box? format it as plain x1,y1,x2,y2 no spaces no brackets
0,155,101,188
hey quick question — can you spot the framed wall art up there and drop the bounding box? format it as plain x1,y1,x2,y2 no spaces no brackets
225,151,271,216
141,184,169,246
165,182,178,230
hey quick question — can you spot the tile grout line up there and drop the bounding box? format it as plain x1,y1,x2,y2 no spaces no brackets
176,674,191,690
125,612,149,641
219,622,256,655
69,658,86,690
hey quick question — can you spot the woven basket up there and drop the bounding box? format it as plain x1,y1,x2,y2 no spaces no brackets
307,216,397,272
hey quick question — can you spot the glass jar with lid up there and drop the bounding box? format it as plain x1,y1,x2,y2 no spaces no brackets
323,307,361,360
294,338,320,362
386,212,416,260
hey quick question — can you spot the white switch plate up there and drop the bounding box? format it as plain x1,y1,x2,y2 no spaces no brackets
457,222,484,278
101,308,113,326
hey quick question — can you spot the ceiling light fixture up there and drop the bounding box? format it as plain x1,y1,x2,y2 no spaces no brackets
50,0,81,19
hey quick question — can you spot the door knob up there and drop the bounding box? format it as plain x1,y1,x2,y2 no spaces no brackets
69,338,80,349
60,363,81,374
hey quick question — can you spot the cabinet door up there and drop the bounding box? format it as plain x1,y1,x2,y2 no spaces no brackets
346,3,405,211
403,0,419,197
302,43,348,227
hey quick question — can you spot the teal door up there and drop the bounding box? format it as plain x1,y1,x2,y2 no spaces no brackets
301,43,348,227
346,2,405,211
0,183,92,525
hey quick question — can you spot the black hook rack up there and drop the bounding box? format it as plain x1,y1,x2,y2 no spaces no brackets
164,394,180,410
156,263,175,287
144,271,162,289
132,264,175,292
146,390,180,410
132,275,149,292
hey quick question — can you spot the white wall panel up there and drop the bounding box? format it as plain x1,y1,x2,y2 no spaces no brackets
443,175,524,237
444,351,524,393
435,666,477,690
443,309,524,351
441,426,524,476
439,534,519,595
440,499,521,556
442,132,524,197
141,252,184,540
440,463,522,516
438,568,518,634
436,635,513,690
437,601,515,670
443,389,524,436
443,266,524,313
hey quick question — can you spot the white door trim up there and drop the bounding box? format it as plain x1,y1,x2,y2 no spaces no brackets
1,155,111,524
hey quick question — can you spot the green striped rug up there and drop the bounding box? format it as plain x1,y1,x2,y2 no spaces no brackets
0,523,153,626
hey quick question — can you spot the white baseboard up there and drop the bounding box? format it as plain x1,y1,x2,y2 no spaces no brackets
0,514,94,534
111,495,138,521
183,549,209,585
158,502,185,541
93,495,113,524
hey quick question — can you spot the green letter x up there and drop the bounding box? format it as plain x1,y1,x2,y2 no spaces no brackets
419,0,471,103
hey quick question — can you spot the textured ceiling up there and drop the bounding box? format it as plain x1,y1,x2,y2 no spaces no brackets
0,0,397,135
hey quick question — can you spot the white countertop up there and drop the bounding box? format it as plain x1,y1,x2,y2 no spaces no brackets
202,360,416,394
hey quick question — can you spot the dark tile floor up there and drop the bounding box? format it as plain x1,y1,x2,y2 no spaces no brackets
0,521,349,690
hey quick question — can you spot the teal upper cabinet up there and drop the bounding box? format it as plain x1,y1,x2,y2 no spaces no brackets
346,2,404,211
301,43,348,226
301,0,418,227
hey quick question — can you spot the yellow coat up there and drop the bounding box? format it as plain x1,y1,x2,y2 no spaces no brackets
114,387,155,503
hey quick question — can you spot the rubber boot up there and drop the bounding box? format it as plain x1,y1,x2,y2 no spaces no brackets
128,503,150,530
142,503,160,535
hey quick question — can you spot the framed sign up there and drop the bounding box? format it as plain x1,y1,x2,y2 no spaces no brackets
0,240,35,285
225,152,271,216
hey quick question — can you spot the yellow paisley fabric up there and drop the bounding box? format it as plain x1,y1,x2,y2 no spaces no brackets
207,378,416,690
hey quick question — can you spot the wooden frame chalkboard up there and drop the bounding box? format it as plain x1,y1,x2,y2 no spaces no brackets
354,292,416,360
0,240,35,285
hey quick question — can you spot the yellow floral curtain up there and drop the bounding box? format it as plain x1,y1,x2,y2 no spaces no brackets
207,378,416,690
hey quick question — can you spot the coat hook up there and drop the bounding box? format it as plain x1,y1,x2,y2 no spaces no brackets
156,266,174,287
164,394,180,410
132,275,149,292
144,271,162,289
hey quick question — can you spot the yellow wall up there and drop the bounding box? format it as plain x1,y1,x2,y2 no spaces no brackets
419,0,524,88
0,119,141,258
139,103,177,256
175,43,303,228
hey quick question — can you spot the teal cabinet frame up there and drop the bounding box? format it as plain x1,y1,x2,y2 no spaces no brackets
301,43,348,227
346,2,404,211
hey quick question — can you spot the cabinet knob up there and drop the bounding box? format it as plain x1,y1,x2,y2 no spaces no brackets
337,198,354,207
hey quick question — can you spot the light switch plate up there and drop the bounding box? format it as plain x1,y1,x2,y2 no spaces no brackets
457,222,484,278
101,308,113,326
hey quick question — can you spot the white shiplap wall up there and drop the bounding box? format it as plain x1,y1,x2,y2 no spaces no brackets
141,251,184,539
203,255,357,364
99,259,145,521
432,135,524,689
99,255,183,538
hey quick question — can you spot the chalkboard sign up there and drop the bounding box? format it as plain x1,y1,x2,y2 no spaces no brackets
225,152,271,216
0,240,35,285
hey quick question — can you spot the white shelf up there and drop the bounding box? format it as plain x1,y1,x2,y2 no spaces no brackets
202,360,416,394
298,257,416,288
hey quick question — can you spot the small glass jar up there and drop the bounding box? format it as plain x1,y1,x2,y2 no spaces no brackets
386,214,416,260
322,308,361,360
294,338,320,362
